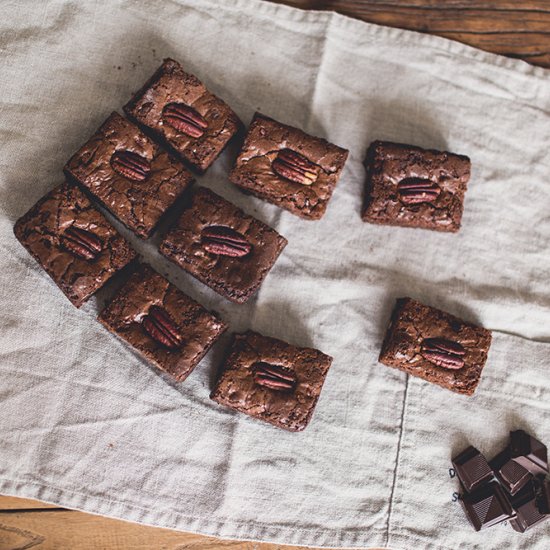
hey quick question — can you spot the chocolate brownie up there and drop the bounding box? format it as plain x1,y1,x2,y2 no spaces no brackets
65,112,193,238
362,141,471,232
210,331,333,432
13,182,136,307
123,58,242,173
159,187,287,303
379,298,492,395
229,112,349,220
99,264,227,382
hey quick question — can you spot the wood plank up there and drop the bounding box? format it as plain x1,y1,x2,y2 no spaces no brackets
271,0,550,67
0,508,385,550
0,496,61,510
275,0,550,12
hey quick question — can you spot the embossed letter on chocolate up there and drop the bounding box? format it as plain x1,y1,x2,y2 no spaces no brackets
61,226,103,260
142,306,183,350
421,338,465,370
272,149,319,186
201,226,252,258
163,103,208,138
110,150,151,182
253,362,296,391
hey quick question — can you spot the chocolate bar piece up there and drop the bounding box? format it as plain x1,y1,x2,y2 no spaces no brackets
498,460,532,497
537,479,550,514
510,430,548,476
461,482,514,531
452,446,493,493
509,479,548,533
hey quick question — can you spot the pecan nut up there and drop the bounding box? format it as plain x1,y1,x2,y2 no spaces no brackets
142,306,183,350
162,103,208,138
253,362,296,391
61,226,103,260
421,337,465,370
272,149,319,186
110,150,151,181
201,226,252,258
397,178,441,205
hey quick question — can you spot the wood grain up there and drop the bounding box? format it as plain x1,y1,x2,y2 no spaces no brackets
271,0,550,67
0,496,385,550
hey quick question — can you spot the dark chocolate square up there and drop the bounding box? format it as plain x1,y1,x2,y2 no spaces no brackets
379,298,492,395
65,112,194,238
362,141,470,232
123,58,242,173
452,446,494,493
460,481,514,531
210,331,333,432
98,264,227,382
229,112,349,220
510,429,548,476
14,182,136,307
537,479,550,514
510,498,550,533
497,459,532,496
159,187,287,303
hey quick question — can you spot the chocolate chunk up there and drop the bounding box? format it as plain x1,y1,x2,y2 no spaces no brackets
498,460,532,496
509,479,548,533
510,429,548,476
452,446,493,492
537,479,550,514
460,481,514,531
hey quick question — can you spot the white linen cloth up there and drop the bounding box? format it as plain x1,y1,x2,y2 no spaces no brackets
1,1,549,548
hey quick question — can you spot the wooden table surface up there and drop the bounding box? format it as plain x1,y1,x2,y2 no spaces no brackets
2,2,548,549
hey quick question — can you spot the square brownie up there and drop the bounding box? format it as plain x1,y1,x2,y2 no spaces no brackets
379,298,492,395
98,264,227,382
13,182,136,307
210,331,333,432
362,141,471,232
64,112,193,238
229,112,349,220
123,58,242,173
159,187,287,303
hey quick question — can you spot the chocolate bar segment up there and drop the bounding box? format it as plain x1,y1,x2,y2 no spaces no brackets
537,479,550,514
498,460,532,496
509,479,548,533
510,430,548,476
452,446,493,493
460,481,514,531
